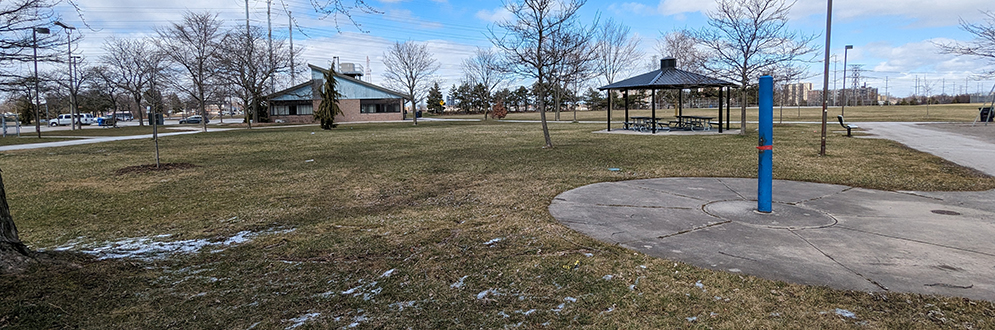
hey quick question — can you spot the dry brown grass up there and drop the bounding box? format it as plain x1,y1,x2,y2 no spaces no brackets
0,121,992,329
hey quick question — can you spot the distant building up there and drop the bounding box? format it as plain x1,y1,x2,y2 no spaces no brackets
266,64,410,124
804,84,880,106
782,83,811,106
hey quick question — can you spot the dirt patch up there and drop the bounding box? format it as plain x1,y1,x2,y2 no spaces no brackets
114,163,198,175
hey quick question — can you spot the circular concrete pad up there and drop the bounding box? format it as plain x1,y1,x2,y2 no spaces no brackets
704,201,836,229
549,178,995,302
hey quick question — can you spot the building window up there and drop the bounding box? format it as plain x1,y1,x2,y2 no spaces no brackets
271,104,312,116
360,99,400,113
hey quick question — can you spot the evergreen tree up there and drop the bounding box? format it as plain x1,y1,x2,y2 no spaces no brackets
316,69,343,130
426,82,444,114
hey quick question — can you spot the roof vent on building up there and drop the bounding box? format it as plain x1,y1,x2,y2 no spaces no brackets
661,58,677,71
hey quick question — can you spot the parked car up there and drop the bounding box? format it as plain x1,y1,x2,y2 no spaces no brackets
179,115,208,124
96,116,117,126
114,113,134,121
49,113,95,126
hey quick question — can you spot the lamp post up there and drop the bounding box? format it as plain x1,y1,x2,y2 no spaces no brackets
32,26,50,138
54,21,76,130
841,45,853,117
819,0,834,156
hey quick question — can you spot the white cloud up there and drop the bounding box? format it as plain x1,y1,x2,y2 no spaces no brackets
475,7,512,23
608,2,654,16
657,0,713,16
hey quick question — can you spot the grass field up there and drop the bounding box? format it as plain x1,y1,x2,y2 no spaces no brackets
437,103,991,124
1,121,994,329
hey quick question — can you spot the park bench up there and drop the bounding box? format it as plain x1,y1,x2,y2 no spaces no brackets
837,115,858,137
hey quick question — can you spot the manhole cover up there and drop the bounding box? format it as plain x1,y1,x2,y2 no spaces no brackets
703,200,837,229
931,210,961,216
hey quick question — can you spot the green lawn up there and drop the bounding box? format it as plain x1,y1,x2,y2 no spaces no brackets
1,121,992,329
437,103,990,123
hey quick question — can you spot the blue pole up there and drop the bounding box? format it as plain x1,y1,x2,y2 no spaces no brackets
758,76,774,213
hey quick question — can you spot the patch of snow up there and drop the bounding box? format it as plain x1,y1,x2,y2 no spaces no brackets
602,275,613,280
451,275,468,289
57,228,293,261
686,316,697,322
582,252,593,257
342,285,363,295
484,238,503,246
516,309,536,315
835,308,857,319
381,269,395,278
564,297,577,303
389,301,416,311
498,311,510,318
285,312,321,329
477,289,494,300
695,280,706,292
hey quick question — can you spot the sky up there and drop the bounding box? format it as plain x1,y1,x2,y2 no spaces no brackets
48,0,995,98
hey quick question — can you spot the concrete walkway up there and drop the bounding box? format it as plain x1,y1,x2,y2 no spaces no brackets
859,122,995,176
0,130,210,152
549,178,995,301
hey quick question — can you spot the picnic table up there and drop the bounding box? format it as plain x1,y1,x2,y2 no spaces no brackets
670,115,714,131
628,116,664,131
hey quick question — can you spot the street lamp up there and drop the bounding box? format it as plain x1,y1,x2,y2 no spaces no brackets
841,45,853,117
53,21,77,130
32,26,50,138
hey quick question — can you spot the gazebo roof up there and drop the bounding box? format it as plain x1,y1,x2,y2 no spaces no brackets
598,58,737,90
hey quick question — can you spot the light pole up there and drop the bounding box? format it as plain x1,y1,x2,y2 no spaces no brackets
54,21,76,130
841,45,853,117
32,26,50,138
819,0,834,156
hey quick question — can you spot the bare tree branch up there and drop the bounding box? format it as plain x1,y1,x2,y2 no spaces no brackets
382,40,439,125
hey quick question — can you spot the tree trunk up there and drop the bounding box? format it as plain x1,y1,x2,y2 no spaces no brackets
740,74,748,135
0,168,33,273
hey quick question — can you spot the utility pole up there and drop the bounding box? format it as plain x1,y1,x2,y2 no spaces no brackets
289,11,294,84
245,0,255,128
267,0,274,94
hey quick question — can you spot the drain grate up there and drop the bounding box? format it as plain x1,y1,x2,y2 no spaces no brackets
931,210,961,216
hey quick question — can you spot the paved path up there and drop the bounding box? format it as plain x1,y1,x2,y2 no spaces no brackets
859,122,995,176
550,178,995,301
0,130,209,152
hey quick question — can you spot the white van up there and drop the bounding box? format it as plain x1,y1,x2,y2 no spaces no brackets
49,114,95,126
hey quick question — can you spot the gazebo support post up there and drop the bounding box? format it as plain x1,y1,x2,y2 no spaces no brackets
651,89,657,134
607,89,611,131
624,90,629,130
718,87,723,133
678,89,684,117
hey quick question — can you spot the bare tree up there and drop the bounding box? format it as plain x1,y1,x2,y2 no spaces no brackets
656,31,709,74
382,40,439,125
89,65,123,126
595,18,641,85
691,0,818,134
594,18,640,117
156,11,224,132
937,11,995,74
0,0,83,270
550,29,597,121
461,48,507,119
216,25,294,128
310,0,382,33
488,0,591,148
101,38,157,126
